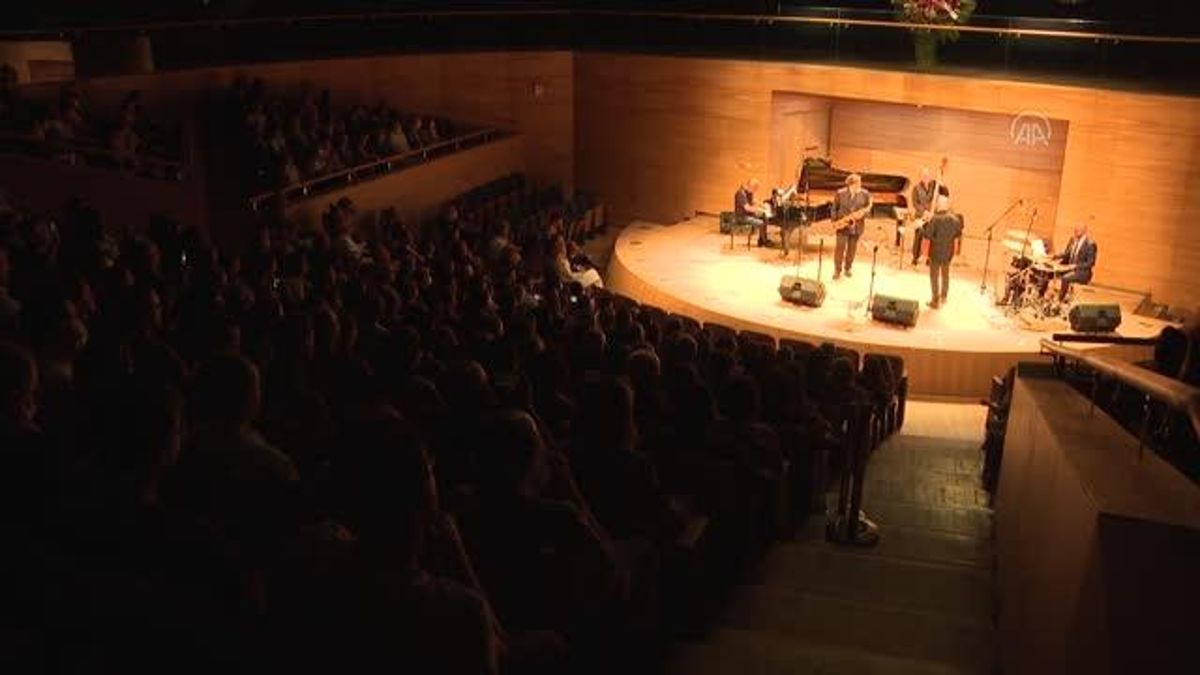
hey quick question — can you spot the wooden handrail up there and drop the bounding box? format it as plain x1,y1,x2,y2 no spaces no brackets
582,10,1200,45
1040,338,1200,440
247,127,501,208
5,8,1198,46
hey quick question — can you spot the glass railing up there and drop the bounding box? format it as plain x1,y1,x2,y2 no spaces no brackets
6,7,1198,93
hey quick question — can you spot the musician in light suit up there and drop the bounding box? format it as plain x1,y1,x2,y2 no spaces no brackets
832,174,872,279
1054,222,1097,301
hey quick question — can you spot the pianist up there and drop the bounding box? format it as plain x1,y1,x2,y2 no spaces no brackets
1054,222,1097,301
734,178,769,247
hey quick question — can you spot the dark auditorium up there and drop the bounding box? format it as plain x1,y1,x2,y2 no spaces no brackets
2,2,1198,674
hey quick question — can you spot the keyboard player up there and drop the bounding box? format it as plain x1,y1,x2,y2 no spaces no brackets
734,178,769,247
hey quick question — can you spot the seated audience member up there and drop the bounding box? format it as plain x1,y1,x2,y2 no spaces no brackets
386,118,410,156
571,377,683,544
0,341,58,543
110,114,141,171
0,63,19,125
404,117,423,149
1152,326,1190,380
527,348,574,441
858,355,896,414
25,294,88,435
819,357,871,458
327,197,365,263
455,410,620,637
550,235,603,289
173,353,298,487
0,243,22,337
0,340,41,449
292,408,503,675
707,373,784,479
278,152,301,186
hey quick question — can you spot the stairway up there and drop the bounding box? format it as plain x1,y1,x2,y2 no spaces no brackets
667,415,996,675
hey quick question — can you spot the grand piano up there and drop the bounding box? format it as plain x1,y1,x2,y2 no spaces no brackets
766,157,911,252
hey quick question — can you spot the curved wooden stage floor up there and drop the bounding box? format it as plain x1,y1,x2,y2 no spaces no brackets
607,216,1162,398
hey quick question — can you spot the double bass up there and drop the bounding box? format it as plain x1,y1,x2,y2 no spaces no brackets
913,157,956,260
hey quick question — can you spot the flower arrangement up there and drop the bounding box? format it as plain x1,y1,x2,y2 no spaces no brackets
892,0,976,40
891,0,977,67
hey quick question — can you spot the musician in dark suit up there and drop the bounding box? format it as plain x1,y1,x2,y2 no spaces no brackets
832,174,872,279
734,178,768,247
1054,222,1097,301
910,166,950,265
924,195,964,309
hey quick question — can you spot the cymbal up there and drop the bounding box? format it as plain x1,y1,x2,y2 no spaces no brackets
1003,240,1030,253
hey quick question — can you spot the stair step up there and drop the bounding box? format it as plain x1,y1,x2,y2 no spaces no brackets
748,543,993,622
856,498,993,540
722,584,994,672
793,518,993,569
861,476,992,511
666,627,985,675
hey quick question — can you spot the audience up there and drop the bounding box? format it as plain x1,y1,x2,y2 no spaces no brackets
1,77,183,176
230,77,459,189
0,172,903,673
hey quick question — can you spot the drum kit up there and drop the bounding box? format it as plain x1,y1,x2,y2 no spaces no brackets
999,229,1074,320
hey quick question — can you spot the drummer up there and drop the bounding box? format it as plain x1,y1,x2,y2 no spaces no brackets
1054,222,1097,301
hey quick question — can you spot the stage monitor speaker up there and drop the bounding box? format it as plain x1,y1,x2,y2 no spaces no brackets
1069,303,1122,332
870,294,920,327
779,275,826,308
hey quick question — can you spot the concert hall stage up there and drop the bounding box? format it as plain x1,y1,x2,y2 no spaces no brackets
606,216,1166,398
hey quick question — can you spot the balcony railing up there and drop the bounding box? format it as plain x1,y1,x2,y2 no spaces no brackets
1040,338,1200,466
247,126,506,210
0,129,188,181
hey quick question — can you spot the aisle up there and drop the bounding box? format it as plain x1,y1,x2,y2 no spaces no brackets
666,401,996,675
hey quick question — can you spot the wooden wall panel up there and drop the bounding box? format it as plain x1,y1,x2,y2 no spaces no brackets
829,100,1067,244
769,93,831,190
574,53,1200,308
0,154,206,234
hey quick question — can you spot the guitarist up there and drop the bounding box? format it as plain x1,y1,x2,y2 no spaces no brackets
832,173,872,280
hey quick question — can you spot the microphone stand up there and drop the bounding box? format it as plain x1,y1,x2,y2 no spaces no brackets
979,198,1025,295
866,244,880,317
1018,206,1038,261
795,159,811,268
